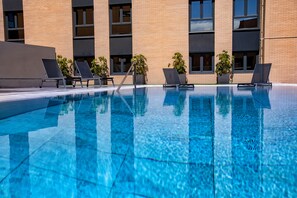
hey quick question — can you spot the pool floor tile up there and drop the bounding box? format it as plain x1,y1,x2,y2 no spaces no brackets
112,157,214,197
0,157,20,182
27,141,125,187
0,164,111,198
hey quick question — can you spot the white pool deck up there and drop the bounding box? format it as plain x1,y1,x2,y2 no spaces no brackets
0,83,296,103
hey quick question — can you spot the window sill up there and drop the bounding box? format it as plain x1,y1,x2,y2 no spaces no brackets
233,70,254,74
73,36,94,39
233,28,260,32
7,28,24,31
6,39,24,43
110,34,132,38
111,73,132,76
189,71,214,75
190,31,214,34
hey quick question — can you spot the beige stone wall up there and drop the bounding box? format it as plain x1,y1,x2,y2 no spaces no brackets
132,0,189,84
94,1,109,76
23,0,73,59
214,0,233,83
94,0,133,84
0,0,4,41
232,73,253,84
263,0,297,83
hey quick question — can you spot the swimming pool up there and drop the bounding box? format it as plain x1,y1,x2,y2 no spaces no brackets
0,86,296,197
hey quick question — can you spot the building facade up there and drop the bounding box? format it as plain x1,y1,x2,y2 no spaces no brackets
0,0,296,84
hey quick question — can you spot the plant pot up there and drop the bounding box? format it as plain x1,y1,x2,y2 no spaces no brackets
178,74,187,84
101,79,108,85
134,74,145,85
62,77,73,86
217,74,230,84
93,75,107,85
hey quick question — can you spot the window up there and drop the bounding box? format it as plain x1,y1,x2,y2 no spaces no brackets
111,55,132,74
190,53,214,73
233,51,258,72
4,11,24,42
74,57,94,67
190,0,214,32
234,0,258,30
110,5,132,35
73,7,94,38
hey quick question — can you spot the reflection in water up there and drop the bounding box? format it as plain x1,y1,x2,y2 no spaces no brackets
134,88,149,117
163,89,187,116
189,94,214,197
0,87,296,197
216,87,232,117
232,90,262,197
252,86,271,109
74,94,98,196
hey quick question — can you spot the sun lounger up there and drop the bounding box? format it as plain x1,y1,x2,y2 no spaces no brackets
41,59,82,88
74,61,114,87
238,63,272,88
163,68,194,89
40,59,67,88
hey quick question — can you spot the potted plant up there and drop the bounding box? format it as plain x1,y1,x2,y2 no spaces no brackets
131,54,148,84
215,50,233,84
91,56,109,85
56,55,73,85
169,52,187,84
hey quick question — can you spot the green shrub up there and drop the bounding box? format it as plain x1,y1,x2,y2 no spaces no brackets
171,52,187,74
56,55,73,77
91,56,109,77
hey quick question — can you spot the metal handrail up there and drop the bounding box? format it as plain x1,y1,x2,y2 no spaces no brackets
116,63,135,92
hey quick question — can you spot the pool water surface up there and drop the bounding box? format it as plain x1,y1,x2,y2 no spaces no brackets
0,86,296,197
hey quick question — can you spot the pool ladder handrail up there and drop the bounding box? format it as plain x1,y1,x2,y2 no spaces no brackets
116,63,136,92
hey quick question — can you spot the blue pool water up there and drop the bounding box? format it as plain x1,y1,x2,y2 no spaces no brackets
0,86,296,197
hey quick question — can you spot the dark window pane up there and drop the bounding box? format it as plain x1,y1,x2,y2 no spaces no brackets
112,24,132,35
112,57,121,73
74,57,94,74
247,0,257,15
76,9,84,25
203,54,213,71
234,0,245,17
86,8,94,24
191,54,201,71
246,52,257,70
17,12,24,28
5,11,25,42
203,0,212,19
111,56,132,73
8,29,24,40
123,59,131,72
234,17,258,29
7,13,15,28
112,6,120,23
234,53,244,70
76,26,94,37
74,57,94,67
122,5,131,22
191,1,201,19
190,20,213,32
